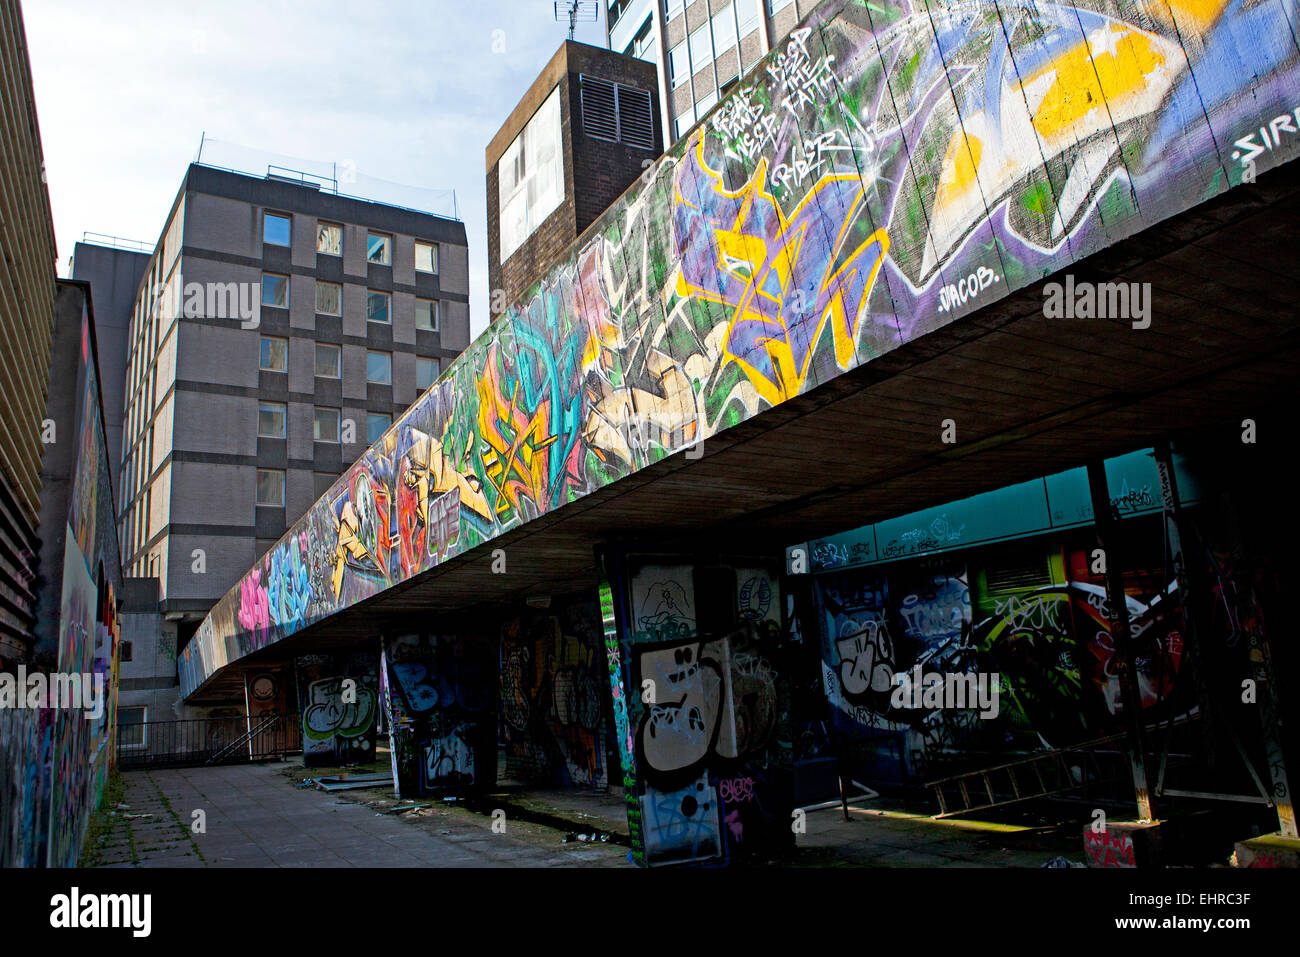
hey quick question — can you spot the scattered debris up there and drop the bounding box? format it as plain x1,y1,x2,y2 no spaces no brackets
377,801,434,814
301,772,392,792
562,831,611,844
1041,856,1086,868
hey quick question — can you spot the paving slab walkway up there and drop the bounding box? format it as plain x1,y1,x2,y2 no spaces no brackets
88,762,1081,867
92,763,630,868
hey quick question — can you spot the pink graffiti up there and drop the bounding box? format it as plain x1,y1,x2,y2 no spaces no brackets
719,776,757,804
725,808,743,841
237,569,270,643
1083,828,1136,868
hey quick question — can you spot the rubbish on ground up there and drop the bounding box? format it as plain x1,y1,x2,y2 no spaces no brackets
1041,856,1086,868
310,772,391,792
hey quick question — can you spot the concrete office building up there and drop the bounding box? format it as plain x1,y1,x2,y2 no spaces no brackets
606,0,819,143
119,161,471,656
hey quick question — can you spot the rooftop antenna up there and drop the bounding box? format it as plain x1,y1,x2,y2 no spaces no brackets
553,1,597,41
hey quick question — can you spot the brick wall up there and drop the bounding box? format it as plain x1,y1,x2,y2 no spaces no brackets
488,43,663,317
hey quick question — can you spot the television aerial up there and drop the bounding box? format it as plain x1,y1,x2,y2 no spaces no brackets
553,1,598,41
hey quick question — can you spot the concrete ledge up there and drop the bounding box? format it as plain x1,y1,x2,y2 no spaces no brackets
1083,821,1164,868
1231,833,1300,868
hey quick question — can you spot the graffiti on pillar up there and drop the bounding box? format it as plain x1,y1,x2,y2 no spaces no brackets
296,653,379,767
817,562,979,778
501,597,614,788
640,773,724,865
183,0,1300,700
619,560,792,866
422,718,476,789
631,566,697,642
381,633,493,794
737,568,779,626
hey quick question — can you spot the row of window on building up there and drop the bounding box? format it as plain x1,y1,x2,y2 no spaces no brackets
665,0,774,138
259,272,441,331
256,335,440,391
253,463,371,508
263,211,440,273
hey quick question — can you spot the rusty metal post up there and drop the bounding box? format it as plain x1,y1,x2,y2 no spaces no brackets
1087,460,1156,822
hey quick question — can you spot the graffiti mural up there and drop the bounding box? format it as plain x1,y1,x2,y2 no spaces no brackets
501,597,615,788
817,560,981,779
2,309,121,866
182,0,1300,698
816,541,1194,780
381,633,494,795
618,560,792,866
295,653,379,767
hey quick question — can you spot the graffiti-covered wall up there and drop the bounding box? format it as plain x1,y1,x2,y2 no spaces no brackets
296,653,379,767
182,0,1300,698
2,286,122,866
814,533,1196,783
381,633,496,797
501,597,617,788
608,558,792,866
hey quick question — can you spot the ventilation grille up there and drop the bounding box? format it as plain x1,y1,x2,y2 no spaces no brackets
580,76,618,142
579,75,656,152
618,86,655,151
984,550,1053,593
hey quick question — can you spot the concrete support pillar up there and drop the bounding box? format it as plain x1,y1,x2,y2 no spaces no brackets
598,546,794,867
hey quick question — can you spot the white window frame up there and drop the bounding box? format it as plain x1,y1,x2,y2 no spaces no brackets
313,406,341,444
367,231,392,265
366,350,392,385
415,241,439,274
315,280,342,316
314,342,341,379
415,298,440,332
259,335,288,373
366,412,392,444
118,706,148,750
256,469,286,507
261,272,289,309
264,211,291,247
257,401,287,439
316,221,342,256
367,290,391,324
416,356,440,391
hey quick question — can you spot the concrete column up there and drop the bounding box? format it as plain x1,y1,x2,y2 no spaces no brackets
1086,460,1157,822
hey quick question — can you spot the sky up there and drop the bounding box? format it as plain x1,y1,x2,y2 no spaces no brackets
23,0,610,339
